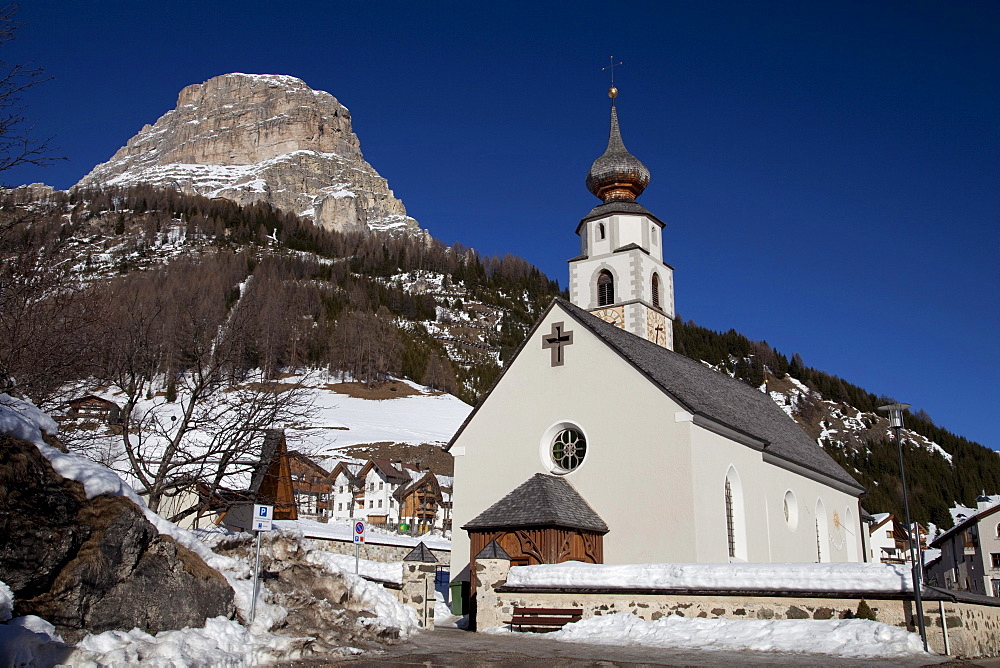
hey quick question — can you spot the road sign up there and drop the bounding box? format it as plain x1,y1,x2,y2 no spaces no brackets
353,520,366,543
253,504,273,532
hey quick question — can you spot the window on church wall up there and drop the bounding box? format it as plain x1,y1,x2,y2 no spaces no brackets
597,270,614,306
725,468,747,562
725,479,736,558
551,428,587,473
597,222,605,240
651,273,660,308
783,490,798,530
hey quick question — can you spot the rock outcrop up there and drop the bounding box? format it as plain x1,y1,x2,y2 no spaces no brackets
0,434,234,642
76,73,421,235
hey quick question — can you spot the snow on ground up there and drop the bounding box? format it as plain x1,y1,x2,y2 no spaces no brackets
304,548,419,632
0,580,12,622
277,518,451,552
287,373,471,454
531,613,928,660
506,561,914,593
304,549,403,584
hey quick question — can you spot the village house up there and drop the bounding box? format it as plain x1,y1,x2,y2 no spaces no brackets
929,494,1000,597
328,457,453,532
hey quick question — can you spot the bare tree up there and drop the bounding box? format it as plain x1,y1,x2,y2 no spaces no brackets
0,5,62,176
331,308,402,387
95,257,315,515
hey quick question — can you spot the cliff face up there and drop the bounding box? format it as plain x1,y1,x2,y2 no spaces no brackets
76,73,420,235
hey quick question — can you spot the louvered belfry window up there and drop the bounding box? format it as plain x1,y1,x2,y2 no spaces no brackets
725,478,736,558
651,273,660,308
597,270,614,306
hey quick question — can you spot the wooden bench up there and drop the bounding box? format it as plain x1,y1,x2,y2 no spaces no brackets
505,607,583,632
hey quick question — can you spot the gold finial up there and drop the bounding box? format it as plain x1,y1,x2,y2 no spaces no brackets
602,56,623,98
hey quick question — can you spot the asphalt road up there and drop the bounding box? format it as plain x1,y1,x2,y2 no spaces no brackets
284,626,979,667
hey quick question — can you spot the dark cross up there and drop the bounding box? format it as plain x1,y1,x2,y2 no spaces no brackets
602,57,624,86
542,322,574,367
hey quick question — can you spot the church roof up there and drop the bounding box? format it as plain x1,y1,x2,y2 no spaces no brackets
462,473,609,533
447,299,865,495
556,300,865,493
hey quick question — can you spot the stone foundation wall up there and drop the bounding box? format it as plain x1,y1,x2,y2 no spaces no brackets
305,537,448,563
491,588,1000,658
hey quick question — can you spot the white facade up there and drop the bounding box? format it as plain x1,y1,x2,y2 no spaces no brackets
449,302,865,582
930,500,1000,597
569,209,674,349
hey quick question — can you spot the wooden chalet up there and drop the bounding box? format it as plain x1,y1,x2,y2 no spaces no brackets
395,470,452,532
221,429,297,530
463,473,608,568
66,395,121,424
287,451,335,519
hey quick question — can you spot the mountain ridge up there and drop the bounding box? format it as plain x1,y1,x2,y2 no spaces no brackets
75,73,422,236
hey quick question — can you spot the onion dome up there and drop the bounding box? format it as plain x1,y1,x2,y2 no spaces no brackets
586,89,650,203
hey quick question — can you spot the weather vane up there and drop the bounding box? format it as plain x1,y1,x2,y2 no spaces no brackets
602,57,623,98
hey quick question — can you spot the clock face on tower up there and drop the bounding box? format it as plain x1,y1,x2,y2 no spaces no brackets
646,310,667,347
592,306,625,330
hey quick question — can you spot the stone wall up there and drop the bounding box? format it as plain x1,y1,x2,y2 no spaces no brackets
305,537,449,563
474,558,1000,659
490,587,1000,658
400,561,437,629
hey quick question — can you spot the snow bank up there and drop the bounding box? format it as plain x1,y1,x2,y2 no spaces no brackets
546,613,927,660
506,561,913,593
306,551,403,584
0,393,58,446
70,616,306,667
305,550,419,634
0,579,12,622
278,518,451,551
0,615,73,667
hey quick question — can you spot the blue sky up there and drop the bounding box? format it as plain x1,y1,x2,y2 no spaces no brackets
6,1,998,450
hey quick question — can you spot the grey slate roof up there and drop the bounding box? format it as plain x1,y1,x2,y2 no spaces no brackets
476,539,512,560
463,473,609,533
403,542,437,563
555,299,864,493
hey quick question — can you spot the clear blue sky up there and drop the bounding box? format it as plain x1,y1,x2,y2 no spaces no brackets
7,1,998,450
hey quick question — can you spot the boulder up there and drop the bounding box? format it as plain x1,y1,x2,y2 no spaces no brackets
0,434,234,642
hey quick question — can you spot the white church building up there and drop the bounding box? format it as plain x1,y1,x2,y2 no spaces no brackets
448,86,868,584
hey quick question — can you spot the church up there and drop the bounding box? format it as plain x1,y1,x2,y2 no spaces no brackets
447,85,868,585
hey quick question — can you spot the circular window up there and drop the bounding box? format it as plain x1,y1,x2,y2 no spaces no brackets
784,490,799,530
551,427,587,473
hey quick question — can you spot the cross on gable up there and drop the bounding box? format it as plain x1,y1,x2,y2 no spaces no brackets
542,322,574,367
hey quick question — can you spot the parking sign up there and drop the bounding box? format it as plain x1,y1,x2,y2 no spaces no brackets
253,504,273,532
353,520,366,543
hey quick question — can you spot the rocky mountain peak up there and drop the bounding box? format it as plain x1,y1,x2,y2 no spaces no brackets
76,73,421,235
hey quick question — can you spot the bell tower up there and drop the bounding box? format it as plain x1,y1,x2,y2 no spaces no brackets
568,86,674,349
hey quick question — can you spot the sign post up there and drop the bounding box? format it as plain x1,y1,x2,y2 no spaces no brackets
353,520,366,574
250,504,273,624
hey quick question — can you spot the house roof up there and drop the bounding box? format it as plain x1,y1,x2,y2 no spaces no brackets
248,429,285,496
393,470,442,503
463,473,609,533
931,500,1000,548
476,539,511,560
359,458,413,485
447,298,865,495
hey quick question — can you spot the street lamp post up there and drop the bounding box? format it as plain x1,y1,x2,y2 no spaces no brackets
878,402,928,652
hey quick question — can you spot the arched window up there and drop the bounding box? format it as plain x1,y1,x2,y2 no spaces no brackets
597,270,614,306
651,273,661,308
597,222,606,240
725,467,747,562
815,498,830,562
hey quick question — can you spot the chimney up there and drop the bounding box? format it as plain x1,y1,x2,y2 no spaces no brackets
977,491,993,512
